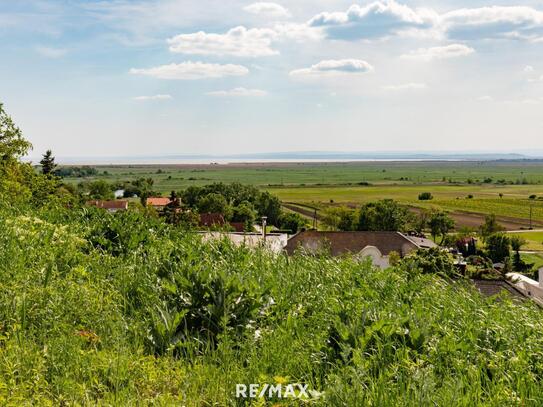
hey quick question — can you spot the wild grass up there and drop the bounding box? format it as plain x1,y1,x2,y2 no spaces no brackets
1,203,543,405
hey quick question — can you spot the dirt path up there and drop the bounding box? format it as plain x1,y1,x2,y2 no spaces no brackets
409,207,543,231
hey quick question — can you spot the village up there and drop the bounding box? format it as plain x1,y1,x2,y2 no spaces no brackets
87,188,543,307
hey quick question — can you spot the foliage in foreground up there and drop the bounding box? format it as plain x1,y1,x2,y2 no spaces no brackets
1,203,543,406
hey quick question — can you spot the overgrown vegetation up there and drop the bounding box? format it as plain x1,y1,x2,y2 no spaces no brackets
2,203,543,405
3,103,543,405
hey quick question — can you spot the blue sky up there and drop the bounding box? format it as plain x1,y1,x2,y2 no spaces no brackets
1,0,543,158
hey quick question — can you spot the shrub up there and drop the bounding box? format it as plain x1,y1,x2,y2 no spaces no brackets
418,192,433,200
401,247,457,277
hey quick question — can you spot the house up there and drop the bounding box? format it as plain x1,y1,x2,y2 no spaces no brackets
199,213,227,228
87,200,128,213
199,232,288,254
471,279,527,300
229,222,246,233
505,270,543,306
146,197,171,210
284,231,437,268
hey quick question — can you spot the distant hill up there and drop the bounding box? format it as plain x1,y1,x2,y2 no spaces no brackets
29,151,543,165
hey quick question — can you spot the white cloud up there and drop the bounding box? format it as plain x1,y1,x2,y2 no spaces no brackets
36,46,68,58
308,1,439,40
401,44,475,61
504,97,543,105
528,74,543,83
303,3,543,43
477,95,494,102
206,87,267,97
168,26,278,57
244,2,290,18
290,59,374,77
442,6,543,42
273,22,323,41
383,83,427,91
129,62,249,80
524,65,535,73
133,94,172,101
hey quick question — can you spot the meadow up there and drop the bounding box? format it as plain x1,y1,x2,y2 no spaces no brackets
2,202,543,405
63,161,543,190
62,161,543,226
509,231,543,251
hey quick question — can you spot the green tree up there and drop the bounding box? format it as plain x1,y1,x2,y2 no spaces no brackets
357,199,411,232
231,202,257,230
428,211,455,245
401,247,457,277
418,192,433,201
0,103,32,161
414,210,429,234
180,185,203,208
0,104,65,206
88,180,114,200
510,236,529,271
256,191,281,226
198,193,231,218
479,214,505,242
321,206,357,231
278,212,308,234
40,149,57,175
486,233,511,263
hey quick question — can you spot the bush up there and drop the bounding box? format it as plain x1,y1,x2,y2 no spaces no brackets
486,233,511,263
278,212,307,234
418,192,433,201
401,247,457,277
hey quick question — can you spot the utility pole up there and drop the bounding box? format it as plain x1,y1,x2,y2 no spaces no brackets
529,203,533,230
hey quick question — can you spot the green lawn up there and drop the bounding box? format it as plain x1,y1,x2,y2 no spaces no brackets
509,231,543,251
521,253,543,270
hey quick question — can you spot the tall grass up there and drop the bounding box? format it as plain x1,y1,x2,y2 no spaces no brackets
1,203,543,405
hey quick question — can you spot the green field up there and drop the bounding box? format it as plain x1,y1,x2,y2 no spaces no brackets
509,231,543,251
521,253,543,270
62,161,543,224
63,161,543,189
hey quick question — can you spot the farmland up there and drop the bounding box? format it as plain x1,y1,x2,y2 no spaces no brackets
61,161,543,189
61,161,543,228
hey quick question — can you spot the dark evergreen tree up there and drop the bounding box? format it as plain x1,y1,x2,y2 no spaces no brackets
40,149,57,175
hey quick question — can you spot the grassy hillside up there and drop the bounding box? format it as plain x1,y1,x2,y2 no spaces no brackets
2,203,543,405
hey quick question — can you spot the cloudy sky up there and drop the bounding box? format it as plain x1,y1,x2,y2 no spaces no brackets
1,0,543,158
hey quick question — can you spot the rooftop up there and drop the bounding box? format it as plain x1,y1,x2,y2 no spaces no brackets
86,200,128,210
146,197,171,207
285,231,436,257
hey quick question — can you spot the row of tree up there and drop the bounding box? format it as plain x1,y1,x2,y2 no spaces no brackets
320,200,455,243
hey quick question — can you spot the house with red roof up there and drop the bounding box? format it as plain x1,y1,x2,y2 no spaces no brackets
87,200,128,213
146,197,171,210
